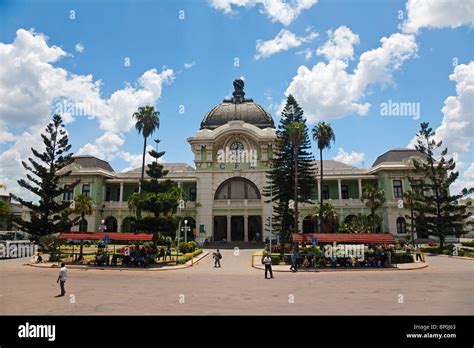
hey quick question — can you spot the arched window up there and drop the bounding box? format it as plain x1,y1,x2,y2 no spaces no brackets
122,217,135,233
396,217,406,234
214,177,261,200
105,216,118,232
344,215,357,224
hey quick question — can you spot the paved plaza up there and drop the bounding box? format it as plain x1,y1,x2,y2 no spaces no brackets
0,249,473,315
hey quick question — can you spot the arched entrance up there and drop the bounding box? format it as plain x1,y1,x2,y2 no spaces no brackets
213,216,227,242
213,177,262,243
104,216,117,232
248,216,262,241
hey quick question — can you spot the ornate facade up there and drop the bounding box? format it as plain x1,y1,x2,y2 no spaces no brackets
59,80,433,243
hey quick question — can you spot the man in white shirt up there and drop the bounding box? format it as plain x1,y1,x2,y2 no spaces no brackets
263,255,274,279
56,263,67,296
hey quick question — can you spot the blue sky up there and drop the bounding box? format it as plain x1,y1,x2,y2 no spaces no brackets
0,0,473,197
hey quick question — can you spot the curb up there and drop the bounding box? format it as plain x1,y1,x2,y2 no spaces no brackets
27,252,209,272
252,262,428,273
425,253,474,261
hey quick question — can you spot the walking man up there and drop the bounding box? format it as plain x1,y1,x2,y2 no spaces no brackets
290,249,298,272
263,254,274,279
56,262,67,297
213,249,222,268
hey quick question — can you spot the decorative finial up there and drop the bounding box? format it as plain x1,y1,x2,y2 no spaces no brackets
232,78,245,103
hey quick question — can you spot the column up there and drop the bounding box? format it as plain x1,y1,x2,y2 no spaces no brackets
119,182,124,203
244,215,249,242
117,216,123,232
358,179,362,198
226,215,231,243
337,179,342,201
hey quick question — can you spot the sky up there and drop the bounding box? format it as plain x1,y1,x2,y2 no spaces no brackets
0,0,473,200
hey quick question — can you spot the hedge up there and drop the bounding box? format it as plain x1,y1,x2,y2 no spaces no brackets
391,252,414,264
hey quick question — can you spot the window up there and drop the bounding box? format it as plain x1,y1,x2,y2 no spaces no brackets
396,217,406,234
412,179,424,196
105,187,111,201
393,180,403,198
214,177,261,200
322,185,329,200
341,185,349,199
189,187,197,201
82,184,91,197
63,185,74,201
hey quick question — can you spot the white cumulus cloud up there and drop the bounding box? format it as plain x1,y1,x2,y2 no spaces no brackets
284,28,418,123
316,26,359,61
210,0,317,26
77,132,125,161
255,29,317,60
184,61,196,69
75,42,84,53
0,28,174,200
333,147,365,166
403,0,474,33
408,61,474,160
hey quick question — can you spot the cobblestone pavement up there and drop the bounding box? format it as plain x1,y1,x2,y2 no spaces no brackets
0,249,472,315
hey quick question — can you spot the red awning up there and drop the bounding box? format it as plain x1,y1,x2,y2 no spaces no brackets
59,232,153,241
292,233,396,244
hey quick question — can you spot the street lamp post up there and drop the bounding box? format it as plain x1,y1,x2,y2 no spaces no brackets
181,219,191,243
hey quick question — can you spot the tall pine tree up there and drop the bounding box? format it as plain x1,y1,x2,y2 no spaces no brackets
408,122,473,250
10,114,80,239
264,95,317,255
128,139,181,234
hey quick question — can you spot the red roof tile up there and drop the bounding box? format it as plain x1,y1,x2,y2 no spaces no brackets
292,233,396,244
59,232,153,241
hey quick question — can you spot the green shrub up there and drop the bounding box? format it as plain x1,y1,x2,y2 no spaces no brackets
461,241,474,247
270,255,280,265
391,252,414,264
178,242,196,254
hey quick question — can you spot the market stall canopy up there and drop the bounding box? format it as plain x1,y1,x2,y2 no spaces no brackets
292,233,396,245
59,232,153,241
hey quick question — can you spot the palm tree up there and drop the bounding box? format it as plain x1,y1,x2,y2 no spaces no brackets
287,121,305,234
311,201,338,233
73,194,94,260
360,183,385,233
133,106,160,192
403,190,416,246
312,121,335,233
